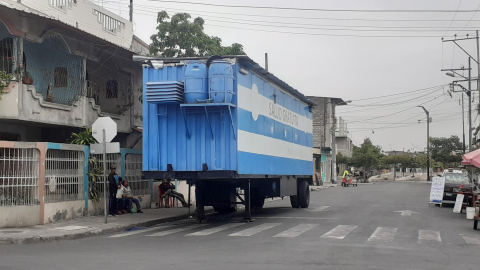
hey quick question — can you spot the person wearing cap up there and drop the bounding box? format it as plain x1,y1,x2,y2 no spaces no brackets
108,164,122,216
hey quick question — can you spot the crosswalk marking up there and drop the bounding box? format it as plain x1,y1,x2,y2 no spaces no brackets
109,225,173,238
273,224,318,238
229,223,281,237
321,225,357,239
146,224,208,237
462,236,480,245
367,227,397,242
186,223,246,236
305,206,330,212
418,230,441,243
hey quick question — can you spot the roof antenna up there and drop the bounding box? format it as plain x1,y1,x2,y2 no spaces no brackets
265,53,268,72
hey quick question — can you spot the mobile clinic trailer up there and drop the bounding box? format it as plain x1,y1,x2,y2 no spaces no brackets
135,55,315,222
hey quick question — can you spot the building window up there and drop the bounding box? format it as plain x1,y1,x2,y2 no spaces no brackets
54,67,68,87
0,37,13,74
106,80,118,98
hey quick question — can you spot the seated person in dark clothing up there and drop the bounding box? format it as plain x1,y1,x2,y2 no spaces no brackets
108,165,122,216
159,179,190,207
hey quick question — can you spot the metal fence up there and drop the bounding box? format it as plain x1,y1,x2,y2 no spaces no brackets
89,153,121,198
125,154,149,195
44,149,84,202
0,148,39,206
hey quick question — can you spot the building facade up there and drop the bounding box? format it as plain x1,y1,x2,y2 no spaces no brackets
335,117,353,175
308,96,347,183
0,0,149,228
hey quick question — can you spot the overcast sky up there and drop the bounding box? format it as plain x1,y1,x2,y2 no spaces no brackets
95,0,480,153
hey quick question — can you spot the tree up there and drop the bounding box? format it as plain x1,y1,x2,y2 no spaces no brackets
429,136,463,169
150,11,246,57
336,153,351,166
381,154,414,177
351,138,382,182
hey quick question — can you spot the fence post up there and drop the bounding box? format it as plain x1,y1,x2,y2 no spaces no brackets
36,142,47,225
83,146,89,215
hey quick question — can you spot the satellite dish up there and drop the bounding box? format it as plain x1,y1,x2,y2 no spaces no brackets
49,176,56,193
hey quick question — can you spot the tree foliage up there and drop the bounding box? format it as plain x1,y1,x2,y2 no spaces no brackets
429,136,462,169
351,138,382,182
150,11,246,57
336,153,351,166
381,154,414,169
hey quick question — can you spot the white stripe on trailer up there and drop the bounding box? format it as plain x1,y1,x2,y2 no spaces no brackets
109,225,173,238
273,224,319,238
186,223,246,236
238,130,312,162
367,227,397,242
237,84,312,134
418,230,441,243
321,225,357,239
146,224,208,236
229,223,281,237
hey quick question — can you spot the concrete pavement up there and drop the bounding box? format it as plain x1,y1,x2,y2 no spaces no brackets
1,182,479,270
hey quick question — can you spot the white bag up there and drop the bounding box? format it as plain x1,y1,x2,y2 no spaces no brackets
116,188,124,199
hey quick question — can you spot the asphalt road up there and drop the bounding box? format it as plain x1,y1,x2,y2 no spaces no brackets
1,182,479,270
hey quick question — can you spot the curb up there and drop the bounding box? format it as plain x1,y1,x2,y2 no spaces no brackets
0,211,209,245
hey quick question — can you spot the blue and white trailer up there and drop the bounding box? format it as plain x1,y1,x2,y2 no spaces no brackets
135,55,314,221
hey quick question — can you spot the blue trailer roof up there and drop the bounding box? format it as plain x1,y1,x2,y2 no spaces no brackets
133,55,316,107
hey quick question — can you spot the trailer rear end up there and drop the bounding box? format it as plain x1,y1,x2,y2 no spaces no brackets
138,55,314,221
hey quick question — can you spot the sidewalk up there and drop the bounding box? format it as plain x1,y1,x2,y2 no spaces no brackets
0,207,201,245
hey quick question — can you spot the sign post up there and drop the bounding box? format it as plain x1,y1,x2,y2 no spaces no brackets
92,117,117,224
429,176,445,206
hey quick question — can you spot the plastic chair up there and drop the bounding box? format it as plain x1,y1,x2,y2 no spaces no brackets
158,186,177,207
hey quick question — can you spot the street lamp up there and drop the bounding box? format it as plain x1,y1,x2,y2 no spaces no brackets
417,106,430,182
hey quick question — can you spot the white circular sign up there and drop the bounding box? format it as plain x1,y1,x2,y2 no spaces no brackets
92,117,117,143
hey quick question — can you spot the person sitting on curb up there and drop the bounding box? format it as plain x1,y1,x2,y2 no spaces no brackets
121,180,143,213
115,176,128,215
159,179,190,207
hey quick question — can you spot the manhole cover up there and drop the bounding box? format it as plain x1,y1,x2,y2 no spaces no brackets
0,230,23,234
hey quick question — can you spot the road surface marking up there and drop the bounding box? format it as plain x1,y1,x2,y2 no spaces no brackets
110,225,173,238
394,210,420,216
418,230,441,243
255,216,339,220
321,225,357,239
273,224,319,238
146,224,208,237
463,236,480,245
186,223,245,236
367,227,397,242
229,223,281,237
305,206,330,212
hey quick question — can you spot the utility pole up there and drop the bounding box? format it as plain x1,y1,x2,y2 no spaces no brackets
129,0,133,22
469,57,472,151
462,92,466,154
418,106,430,182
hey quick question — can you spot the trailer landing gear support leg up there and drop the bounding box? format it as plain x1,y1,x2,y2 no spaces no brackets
243,179,253,222
196,182,206,223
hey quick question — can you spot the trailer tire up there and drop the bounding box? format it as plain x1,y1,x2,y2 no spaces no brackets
298,181,310,208
290,195,299,208
251,197,265,208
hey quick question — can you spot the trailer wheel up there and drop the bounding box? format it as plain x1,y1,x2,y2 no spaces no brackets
251,196,265,208
298,181,310,208
290,195,299,208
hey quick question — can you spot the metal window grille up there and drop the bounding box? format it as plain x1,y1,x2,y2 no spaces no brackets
125,154,149,195
44,150,84,202
89,153,120,198
49,0,76,8
0,148,39,206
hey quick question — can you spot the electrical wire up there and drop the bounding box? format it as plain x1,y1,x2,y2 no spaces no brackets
443,0,462,38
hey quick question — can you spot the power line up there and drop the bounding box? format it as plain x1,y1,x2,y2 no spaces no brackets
443,0,462,38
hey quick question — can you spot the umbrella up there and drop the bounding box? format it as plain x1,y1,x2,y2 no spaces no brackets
461,148,480,167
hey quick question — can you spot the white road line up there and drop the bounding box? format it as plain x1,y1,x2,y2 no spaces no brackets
321,225,357,240
255,216,339,220
109,225,173,238
273,224,319,238
186,223,246,236
305,206,330,212
146,224,208,237
367,227,397,242
463,236,480,245
229,223,281,237
418,230,441,243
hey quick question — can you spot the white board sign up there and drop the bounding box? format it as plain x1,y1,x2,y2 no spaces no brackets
429,177,445,204
90,142,120,154
453,194,464,213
